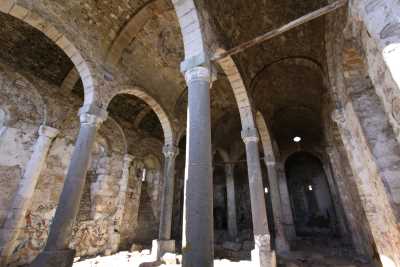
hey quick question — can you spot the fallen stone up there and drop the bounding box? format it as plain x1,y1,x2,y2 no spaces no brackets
161,252,177,264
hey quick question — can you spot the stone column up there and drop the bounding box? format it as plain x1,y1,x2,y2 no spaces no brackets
0,125,59,266
106,154,134,255
225,163,238,239
181,66,213,267
241,128,276,267
321,159,349,238
152,145,178,259
30,107,106,267
263,160,290,253
276,163,296,241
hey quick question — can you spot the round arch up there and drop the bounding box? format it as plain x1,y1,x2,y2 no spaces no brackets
106,0,173,66
250,56,328,95
217,53,256,130
105,86,175,146
0,1,97,106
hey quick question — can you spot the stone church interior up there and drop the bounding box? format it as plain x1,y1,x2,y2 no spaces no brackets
0,0,400,267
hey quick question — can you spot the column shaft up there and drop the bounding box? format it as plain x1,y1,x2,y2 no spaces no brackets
30,109,106,267
264,161,289,252
277,163,296,241
158,145,178,240
0,125,58,265
225,163,238,239
242,128,275,267
182,66,213,267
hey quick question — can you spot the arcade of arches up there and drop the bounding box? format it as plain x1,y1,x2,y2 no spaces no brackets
0,0,400,267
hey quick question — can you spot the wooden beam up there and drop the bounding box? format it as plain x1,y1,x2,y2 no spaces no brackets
211,0,347,62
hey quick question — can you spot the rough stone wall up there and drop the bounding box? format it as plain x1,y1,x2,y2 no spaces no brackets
0,61,165,265
119,130,164,248
325,8,400,265
0,61,49,228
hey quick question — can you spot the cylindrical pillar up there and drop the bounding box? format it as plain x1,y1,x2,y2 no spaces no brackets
159,145,179,240
225,163,238,239
30,108,106,267
264,160,290,253
152,145,179,259
241,128,275,267
276,163,296,241
182,66,213,267
0,125,59,266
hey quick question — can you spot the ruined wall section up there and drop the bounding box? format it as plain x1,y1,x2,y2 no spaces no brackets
120,133,164,248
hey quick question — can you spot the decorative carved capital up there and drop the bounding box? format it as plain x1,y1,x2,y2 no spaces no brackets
163,145,179,159
38,125,59,139
78,105,108,128
184,66,211,84
241,128,259,144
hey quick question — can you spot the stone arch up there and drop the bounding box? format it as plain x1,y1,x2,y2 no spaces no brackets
61,67,80,92
172,0,208,59
250,56,328,94
105,86,175,146
106,0,173,65
217,54,256,129
283,148,324,166
173,1,257,130
255,111,276,164
0,1,97,106
100,116,128,155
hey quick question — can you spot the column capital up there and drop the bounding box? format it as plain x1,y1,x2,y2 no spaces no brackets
123,154,135,164
78,105,108,127
163,145,179,159
38,125,59,139
184,66,211,84
241,128,259,144
265,160,276,166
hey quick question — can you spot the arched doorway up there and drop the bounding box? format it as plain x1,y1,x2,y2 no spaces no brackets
285,151,336,237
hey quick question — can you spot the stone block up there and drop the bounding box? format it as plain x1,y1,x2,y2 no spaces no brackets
161,252,177,264
251,248,276,267
151,239,175,260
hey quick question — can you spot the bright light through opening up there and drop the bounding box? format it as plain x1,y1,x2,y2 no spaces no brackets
142,168,147,182
308,185,313,191
293,136,302,143
264,187,269,194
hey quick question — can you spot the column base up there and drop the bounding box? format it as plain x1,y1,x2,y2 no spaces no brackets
151,239,175,260
30,249,76,267
251,234,276,267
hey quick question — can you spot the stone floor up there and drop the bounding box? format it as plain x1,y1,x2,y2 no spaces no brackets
73,250,252,267
72,237,375,267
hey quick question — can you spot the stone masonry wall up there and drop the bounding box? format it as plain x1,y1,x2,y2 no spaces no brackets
0,61,164,266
